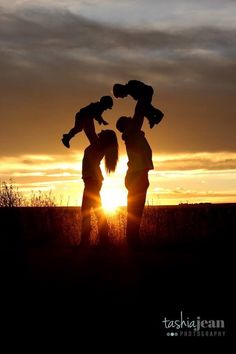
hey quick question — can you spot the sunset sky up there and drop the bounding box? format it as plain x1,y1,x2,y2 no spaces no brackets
0,0,236,207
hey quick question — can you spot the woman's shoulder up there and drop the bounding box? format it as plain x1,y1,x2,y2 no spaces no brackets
84,143,103,155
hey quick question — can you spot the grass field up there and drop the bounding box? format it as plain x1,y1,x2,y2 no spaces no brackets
1,203,235,248
0,203,234,340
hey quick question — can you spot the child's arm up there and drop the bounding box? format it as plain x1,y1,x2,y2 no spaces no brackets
93,106,109,125
94,114,108,125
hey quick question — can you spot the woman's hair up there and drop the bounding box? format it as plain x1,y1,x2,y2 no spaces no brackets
99,130,119,174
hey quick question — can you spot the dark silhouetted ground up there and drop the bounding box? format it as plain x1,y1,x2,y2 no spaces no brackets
0,204,234,342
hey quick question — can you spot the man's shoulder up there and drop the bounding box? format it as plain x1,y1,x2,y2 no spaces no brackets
122,126,144,140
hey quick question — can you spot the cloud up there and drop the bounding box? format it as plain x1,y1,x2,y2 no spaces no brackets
1,151,236,177
149,186,236,202
1,6,236,89
0,4,236,156
1,151,235,205
154,152,236,171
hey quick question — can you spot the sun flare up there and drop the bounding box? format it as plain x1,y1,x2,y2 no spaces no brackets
102,199,118,214
100,183,127,214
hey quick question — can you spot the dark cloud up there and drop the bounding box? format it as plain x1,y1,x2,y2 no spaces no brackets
0,6,236,156
1,7,236,86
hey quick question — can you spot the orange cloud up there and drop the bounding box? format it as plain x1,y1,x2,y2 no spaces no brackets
1,151,236,206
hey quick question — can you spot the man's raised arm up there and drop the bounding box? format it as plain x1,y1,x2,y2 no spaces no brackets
131,98,147,131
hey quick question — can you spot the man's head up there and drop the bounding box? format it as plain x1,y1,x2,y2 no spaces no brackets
116,116,132,133
113,84,128,98
100,96,113,110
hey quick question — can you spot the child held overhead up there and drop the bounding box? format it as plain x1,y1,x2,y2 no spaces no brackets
62,96,113,148
113,80,164,128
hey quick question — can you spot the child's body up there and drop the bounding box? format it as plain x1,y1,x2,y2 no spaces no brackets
62,96,113,148
113,80,164,128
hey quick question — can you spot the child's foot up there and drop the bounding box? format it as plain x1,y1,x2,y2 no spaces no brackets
149,117,159,129
99,118,109,126
149,110,164,128
149,118,156,129
62,134,70,148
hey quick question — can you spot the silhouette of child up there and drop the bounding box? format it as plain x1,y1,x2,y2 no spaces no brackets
113,80,164,128
62,96,113,148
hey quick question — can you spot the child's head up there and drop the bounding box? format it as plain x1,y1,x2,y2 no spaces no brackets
113,84,128,98
100,96,113,110
116,116,132,133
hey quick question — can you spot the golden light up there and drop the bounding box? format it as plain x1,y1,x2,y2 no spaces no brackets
101,194,119,213
2,152,236,207
99,157,128,213
100,177,127,213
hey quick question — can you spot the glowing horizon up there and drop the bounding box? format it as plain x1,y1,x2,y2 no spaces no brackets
1,151,236,208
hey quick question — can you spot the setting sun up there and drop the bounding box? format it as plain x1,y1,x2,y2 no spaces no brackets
101,197,118,214
100,179,127,213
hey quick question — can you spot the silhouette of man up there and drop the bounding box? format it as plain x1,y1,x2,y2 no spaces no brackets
62,96,113,148
116,98,154,248
113,80,164,129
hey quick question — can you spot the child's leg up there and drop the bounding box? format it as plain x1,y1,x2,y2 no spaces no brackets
145,105,164,128
68,112,84,138
62,113,84,148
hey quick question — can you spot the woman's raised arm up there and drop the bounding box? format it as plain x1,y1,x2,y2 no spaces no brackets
83,117,99,145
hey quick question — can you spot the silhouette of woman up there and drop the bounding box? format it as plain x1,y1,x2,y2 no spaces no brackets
80,117,118,247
